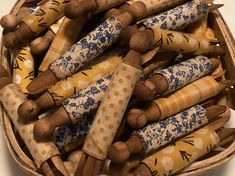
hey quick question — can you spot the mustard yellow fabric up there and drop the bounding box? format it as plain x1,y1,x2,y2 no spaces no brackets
47,49,124,105
23,0,66,35
142,127,220,176
13,47,34,94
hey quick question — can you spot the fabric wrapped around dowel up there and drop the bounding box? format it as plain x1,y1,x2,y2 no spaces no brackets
0,84,59,168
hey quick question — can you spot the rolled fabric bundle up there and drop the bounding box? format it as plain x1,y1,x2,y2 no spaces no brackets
27,14,129,95
108,105,226,163
38,17,86,72
0,66,69,175
134,56,218,100
34,73,113,140
12,47,34,94
18,49,124,121
130,27,225,55
128,76,234,129
141,0,208,29
3,0,68,48
133,127,221,176
30,17,65,55
75,50,142,176
126,0,185,17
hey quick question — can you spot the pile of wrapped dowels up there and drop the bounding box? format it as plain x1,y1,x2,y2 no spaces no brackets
0,0,234,176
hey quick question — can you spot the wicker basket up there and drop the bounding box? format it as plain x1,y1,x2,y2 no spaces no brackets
1,0,235,175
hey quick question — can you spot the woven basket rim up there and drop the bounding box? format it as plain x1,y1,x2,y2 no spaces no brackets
1,0,235,176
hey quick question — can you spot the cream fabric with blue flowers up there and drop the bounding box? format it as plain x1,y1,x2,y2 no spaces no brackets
133,105,208,153
49,16,124,80
155,56,213,95
142,0,208,30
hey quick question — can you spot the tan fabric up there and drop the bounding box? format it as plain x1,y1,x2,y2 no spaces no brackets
83,63,141,160
12,47,34,94
23,0,66,35
0,84,59,168
127,0,184,16
47,50,124,105
96,0,127,13
142,127,220,176
154,76,220,119
49,16,64,34
151,28,213,55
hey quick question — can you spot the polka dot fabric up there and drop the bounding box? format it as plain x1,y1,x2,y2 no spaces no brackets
142,127,220,176
0,84,59,168
83,63,141,160
127,0,184,16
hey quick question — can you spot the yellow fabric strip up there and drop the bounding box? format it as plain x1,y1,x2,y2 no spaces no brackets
23,0,67,35
12,47,34,94
154,76,220,119
151,28,212,55
47,49,124,105
142,127,220,176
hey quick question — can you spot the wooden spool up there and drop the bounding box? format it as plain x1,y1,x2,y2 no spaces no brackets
1,0,235,175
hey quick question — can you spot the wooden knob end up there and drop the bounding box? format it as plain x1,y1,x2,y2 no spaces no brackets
3,32,19,49
30,37,50,55
129,30,153,53
33,118,54,139
105,8,122,18
134,80,156,101
0,14,19,30
64,1,83,19
27,69,58,95
0,65,9,78
127,108,147,129
18,100,39,121
108,142,130,163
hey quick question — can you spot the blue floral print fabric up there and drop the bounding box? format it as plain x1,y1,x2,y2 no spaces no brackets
49,16,123,79
133,105,208,153
155,55,213,94
142,0,208,30
62,73,113,123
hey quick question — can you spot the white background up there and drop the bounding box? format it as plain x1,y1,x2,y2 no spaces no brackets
0,0,235,175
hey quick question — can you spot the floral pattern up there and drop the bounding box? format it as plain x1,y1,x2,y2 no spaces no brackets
142,0,208,30
63,73,113,123
133,105,208,153
142,127,219,176
49,16,124,79
53,111,96,148
155,55,213,94
12,47,34,94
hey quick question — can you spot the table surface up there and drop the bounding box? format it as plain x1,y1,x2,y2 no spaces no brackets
0,0,235,175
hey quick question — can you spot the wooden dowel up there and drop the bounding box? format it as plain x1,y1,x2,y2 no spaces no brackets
131,127,234,176
30,30,55,55
34,107,71,139
134,58,220,101
109,105,226,163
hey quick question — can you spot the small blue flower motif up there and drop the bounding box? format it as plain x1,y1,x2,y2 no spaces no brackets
90,87,100,94
160,21,168,29
99,84,108,91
